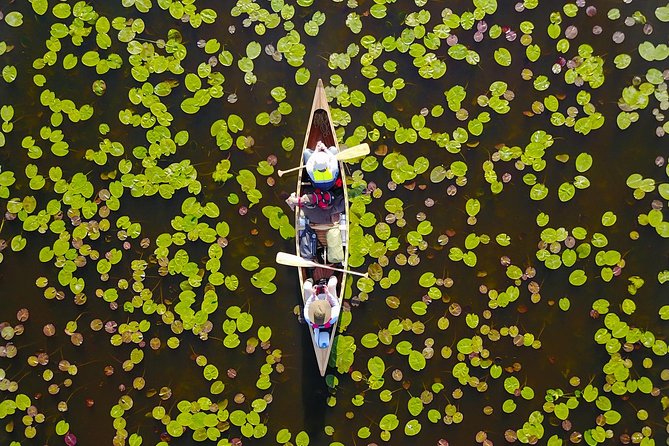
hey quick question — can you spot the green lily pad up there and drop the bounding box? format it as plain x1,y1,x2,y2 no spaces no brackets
379,414,399,431
404,419,421,436
569,269,587,286
4,11,24,27
409,350,426,371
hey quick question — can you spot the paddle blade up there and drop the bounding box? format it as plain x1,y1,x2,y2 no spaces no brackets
275,252,316,268
335,143,370,161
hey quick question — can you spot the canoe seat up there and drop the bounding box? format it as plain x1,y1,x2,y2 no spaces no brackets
310,223,337,231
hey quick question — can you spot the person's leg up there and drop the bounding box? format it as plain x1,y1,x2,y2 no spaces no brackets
303,279,313,300
327,276,337,295
302,279,314,322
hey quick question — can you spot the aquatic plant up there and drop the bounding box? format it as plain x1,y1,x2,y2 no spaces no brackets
0,1,667,446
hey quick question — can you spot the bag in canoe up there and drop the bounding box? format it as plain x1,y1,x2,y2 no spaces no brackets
326,226,344,263
299,224,318,260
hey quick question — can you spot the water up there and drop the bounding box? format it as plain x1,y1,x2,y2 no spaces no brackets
0,1,667,445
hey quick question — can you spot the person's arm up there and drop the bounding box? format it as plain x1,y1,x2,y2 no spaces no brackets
305,153,316,175
328,293,341,323
303,148,314,164
303,294,315,323
288,193,313,209
326,276,340,320
303,301,311,323
325,292,337,307
299,194,313,207
328,156,339,174
330,294,340,315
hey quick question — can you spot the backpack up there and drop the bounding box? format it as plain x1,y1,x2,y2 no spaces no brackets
299,224,318,260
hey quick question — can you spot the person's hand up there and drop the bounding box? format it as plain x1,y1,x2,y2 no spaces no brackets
285,193,299,210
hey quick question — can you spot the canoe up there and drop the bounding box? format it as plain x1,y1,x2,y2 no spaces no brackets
294,79,349,376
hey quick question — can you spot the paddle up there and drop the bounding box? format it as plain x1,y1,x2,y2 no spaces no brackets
275,252,369,277
335,142,370,161
277,143,370,177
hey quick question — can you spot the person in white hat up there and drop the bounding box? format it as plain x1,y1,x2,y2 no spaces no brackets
303,275,340,331
304,140,339,190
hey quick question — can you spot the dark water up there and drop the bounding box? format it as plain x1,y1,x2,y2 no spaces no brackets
0,1,667,445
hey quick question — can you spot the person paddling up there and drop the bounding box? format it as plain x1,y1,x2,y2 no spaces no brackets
303,276,340,344
304,140,340,191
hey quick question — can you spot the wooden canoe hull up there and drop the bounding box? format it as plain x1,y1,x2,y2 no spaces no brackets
294,79,349,377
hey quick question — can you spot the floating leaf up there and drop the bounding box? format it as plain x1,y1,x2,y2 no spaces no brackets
56,420,70,436
657,4,669,21
404,419,422,436
276,429,291,444
408,350,426,371
502,399,516,413
465,199,480,217
408,397,423,416
367,356,385,377
638,42,669,61
203,364,219,381
379,414,399,431
601,211,617,227
494,48,512,66
295,430,309,446
569,269,587,286
242,256,260,271
558,182,575,202
4,11,24,27
361,333,379,348
258,326,272,342
575,153,593,172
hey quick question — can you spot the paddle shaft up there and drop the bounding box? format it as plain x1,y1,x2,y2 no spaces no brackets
277,143,369,177
306,262,368,278
277,165,303,177
276,252,368,277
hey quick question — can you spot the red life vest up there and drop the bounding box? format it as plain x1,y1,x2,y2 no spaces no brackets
310,189,333,209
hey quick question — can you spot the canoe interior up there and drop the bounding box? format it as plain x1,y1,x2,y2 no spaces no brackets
294,81,349,377
306,109,336,150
